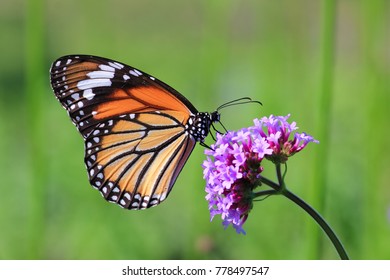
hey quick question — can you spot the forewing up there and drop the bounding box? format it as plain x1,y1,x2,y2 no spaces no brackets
50,55,197,138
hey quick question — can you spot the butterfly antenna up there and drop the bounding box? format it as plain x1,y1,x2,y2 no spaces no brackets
213,97,261,134
216,97,262,111
207,97,262,147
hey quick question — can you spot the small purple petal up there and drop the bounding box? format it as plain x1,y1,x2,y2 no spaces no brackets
253,137,273,158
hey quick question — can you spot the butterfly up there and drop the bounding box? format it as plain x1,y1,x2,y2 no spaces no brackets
49,55,223,210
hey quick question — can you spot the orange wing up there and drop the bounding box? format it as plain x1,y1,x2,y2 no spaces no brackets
85,112,196,209
50,55,198,138
50,55,205,209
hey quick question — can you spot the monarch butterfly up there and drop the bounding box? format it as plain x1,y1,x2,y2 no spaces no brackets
50,55,257,210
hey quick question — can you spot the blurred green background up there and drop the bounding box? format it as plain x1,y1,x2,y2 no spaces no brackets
0,0,389,259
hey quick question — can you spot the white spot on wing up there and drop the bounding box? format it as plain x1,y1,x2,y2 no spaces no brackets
108,62,124,69
129,69,142,77
160,192,167,201
134,69,142,76
77,79,112,90
131,202,139,207
87,71,115,79
99,64,115,72
83,89,95,100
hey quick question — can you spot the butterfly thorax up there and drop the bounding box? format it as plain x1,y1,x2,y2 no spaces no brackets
186,111,220,142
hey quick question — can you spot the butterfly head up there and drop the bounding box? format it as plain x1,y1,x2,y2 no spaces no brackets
210,111,220,123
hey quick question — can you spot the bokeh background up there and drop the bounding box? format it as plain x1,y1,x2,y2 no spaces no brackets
1,0,389,259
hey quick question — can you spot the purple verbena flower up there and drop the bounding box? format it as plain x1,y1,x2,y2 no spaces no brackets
203,114,318,234
254,114,319,164
203,126,273,234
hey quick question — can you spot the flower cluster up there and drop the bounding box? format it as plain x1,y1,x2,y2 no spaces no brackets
255,114,319,164
203,114,318,234
203,129,273,234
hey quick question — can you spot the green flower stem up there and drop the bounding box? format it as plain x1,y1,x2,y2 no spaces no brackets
259,176,280,191
259,164,349,260
282,188,349,260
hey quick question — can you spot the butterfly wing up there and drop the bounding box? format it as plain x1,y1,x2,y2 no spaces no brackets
50,55,198,209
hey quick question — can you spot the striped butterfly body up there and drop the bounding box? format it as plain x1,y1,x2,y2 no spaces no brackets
50,55,219,210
